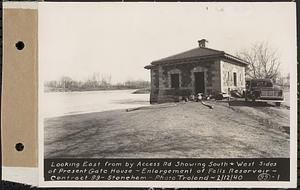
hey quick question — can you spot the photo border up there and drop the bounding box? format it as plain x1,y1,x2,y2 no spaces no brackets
36,1,298,188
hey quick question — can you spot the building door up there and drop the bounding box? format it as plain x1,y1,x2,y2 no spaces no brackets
194,72,205,94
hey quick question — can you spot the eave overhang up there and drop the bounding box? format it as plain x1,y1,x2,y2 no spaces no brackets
223,53,249,66
144,65,153,70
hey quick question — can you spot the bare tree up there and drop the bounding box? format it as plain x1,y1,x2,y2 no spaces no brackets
60,76,73,89
100,74,112,87
277,73,290,87
237,42,281,82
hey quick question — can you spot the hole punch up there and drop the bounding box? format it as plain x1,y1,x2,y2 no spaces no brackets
15,41,25,50
15,143,24,151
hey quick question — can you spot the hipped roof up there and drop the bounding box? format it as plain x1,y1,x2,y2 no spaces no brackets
145,46,248,69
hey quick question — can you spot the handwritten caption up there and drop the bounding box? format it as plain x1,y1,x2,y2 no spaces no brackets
44,158,289,181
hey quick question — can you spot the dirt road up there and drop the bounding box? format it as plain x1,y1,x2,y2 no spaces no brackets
44,100,289,158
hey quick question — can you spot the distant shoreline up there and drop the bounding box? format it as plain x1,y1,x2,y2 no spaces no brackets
44,87,150,94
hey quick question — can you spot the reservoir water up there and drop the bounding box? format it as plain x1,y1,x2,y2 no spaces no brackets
43,89,150,118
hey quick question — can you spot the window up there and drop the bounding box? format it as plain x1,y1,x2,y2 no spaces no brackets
233,72,237,86
252,81,273,87
240,73,243,85
170,74,179,88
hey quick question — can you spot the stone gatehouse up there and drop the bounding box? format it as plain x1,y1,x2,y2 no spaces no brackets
145,39,248,103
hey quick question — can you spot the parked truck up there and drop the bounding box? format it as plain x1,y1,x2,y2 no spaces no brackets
244,78,284,106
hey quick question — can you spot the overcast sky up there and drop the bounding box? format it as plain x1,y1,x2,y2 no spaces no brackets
39,2,296,83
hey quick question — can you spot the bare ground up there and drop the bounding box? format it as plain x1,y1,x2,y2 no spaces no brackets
44,99,289,158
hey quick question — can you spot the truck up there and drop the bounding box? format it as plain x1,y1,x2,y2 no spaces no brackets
244,78,284,106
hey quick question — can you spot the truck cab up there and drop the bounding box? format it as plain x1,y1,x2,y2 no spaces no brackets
245,78,284,106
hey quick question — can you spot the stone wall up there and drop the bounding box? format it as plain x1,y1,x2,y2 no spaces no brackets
150,59,222,103
148,59,246,103
221,59,246,93
149,68,159,103
157,64,193,103
207,60,221,95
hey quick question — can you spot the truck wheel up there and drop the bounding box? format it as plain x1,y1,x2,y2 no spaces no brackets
275,102,281,106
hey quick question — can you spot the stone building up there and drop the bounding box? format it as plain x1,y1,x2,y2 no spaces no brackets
145,39,248,103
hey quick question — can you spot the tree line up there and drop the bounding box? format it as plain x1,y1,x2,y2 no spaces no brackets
44,73,150,92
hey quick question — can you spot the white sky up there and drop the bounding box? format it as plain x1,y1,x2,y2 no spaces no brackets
39,2,296,83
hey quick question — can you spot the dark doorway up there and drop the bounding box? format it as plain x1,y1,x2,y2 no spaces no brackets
194,72,205,94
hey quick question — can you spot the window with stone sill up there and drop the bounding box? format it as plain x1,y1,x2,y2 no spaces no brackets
170,73,180,88
233,72,237,86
